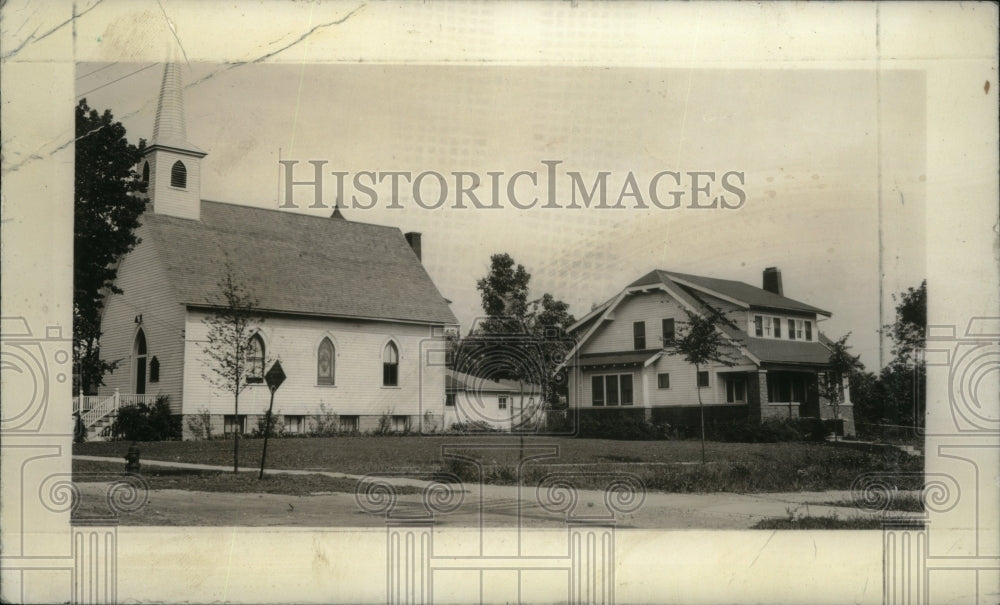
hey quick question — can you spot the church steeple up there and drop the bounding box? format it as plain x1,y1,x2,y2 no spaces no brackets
142,62,206,221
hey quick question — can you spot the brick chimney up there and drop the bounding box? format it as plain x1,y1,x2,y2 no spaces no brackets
404,232,422,261
762,267,783,296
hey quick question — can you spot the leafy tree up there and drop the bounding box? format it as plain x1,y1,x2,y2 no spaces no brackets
820,333,864,440
456,254,576,431
74,99,147,394
880,281,927,433
475,253,531,334
887,280,927,367
202,265,266,473
662,307,740,463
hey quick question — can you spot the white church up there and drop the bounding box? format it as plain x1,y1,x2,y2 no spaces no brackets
93,64,458,439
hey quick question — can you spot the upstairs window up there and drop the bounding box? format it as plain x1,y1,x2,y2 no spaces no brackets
247,334,265,384
382,342,399,386
661,318,675,344
170,160,187,188
773,317,782,339
805,321,813,341
796,321,804,340
788,319,797,340
317,337,335,385
754,315,763,337
633,321,646,350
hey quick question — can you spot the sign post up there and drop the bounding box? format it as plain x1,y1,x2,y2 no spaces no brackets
258,360,286,480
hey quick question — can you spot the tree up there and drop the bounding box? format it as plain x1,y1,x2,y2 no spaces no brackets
74,99,147,394
662,307,740,463
820,333,864,440
475,253,531,334
887,280,927,367
457,254,576,427
202,265,266,473
881,281,927,432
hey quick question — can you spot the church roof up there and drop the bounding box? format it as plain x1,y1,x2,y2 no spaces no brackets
141,200,458,325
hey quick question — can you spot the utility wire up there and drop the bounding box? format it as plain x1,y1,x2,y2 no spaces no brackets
77,63,159,98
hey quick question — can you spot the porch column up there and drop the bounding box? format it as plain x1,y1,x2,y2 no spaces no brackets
641,367,652,422
747,370,768,423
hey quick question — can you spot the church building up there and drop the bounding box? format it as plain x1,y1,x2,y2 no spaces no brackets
96,64,458,439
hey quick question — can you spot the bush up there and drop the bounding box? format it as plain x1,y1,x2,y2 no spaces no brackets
252,410,285,438
110,396,181,441
449,420,503,433
185,408,214,440
308,402,340,436
714,418,843,443
572,409,670,441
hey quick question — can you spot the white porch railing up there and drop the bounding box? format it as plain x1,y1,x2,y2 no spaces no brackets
75,390,160,429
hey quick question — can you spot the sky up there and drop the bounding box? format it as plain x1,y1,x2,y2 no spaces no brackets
77,62,926,370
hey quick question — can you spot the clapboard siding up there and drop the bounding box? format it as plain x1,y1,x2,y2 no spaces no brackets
693,292,747,332
181,311,448,419
99,224,186,412
147,152,201,221
444,391,536,430
584,291,689,354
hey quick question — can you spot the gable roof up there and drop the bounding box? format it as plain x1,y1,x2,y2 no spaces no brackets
140,201,458,325
562,268,835,370
629,270,831,316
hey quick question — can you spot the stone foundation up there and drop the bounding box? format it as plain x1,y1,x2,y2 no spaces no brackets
761,402,800,421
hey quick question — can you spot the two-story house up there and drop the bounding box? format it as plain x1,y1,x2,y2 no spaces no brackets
564,268,854,435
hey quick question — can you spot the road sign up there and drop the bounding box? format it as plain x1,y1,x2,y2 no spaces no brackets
264,360,286,393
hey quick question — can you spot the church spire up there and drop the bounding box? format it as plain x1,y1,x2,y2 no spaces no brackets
153,63,189,149
143,62,206,221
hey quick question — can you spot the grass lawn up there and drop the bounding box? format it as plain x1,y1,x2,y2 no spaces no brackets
73,459,420,496
75,436,923,493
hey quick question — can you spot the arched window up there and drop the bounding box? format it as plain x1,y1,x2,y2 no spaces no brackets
149,356,160,383
133,329,147,394
247,334,265,384
317,337,335,385
141,161,150,186
382,342,399,386
170,160,187,188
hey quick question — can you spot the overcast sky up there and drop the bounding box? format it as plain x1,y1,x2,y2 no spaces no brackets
78,62,926,369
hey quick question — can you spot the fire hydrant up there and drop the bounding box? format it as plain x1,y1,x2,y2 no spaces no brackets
124,443,141,473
